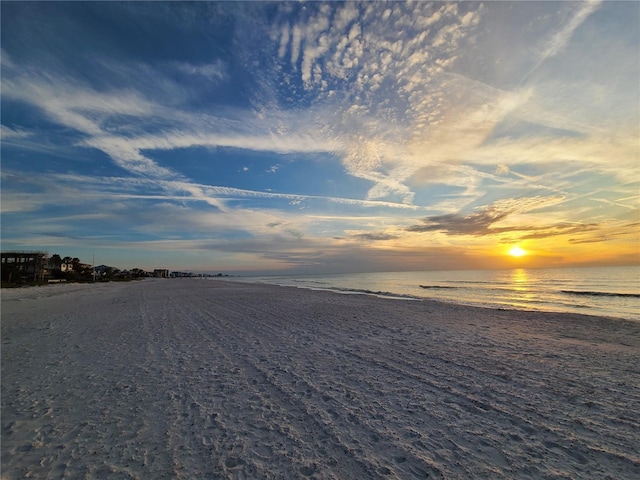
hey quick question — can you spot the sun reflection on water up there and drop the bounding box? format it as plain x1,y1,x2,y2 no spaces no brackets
507,269,538,308
511,268,529,292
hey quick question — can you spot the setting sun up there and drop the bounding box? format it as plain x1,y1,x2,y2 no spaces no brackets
508,246,527,257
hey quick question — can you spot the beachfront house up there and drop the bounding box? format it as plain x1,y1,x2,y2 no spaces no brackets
1,251,50,283
153,269,170,278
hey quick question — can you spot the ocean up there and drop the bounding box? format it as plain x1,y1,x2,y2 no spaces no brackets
228,266,640,321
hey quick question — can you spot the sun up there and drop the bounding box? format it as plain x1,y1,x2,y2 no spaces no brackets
508,246,527,257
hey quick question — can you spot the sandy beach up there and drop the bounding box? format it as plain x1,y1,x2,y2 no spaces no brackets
2,279,639,479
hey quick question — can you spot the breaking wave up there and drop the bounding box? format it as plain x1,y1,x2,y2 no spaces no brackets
561,290,640,298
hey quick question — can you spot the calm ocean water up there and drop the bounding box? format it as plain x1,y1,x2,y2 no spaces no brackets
229,266,639,321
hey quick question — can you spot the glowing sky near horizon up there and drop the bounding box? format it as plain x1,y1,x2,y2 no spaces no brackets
1,1,638,273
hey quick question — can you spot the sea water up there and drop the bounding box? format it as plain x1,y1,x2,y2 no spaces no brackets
230,266,639,321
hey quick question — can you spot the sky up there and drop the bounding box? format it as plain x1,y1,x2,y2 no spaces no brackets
1,1,639,274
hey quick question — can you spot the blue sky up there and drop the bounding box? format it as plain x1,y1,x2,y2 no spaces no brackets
2,1,638,273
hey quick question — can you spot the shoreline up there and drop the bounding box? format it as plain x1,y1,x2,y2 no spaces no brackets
2,279,639,478
222,277,638,323
223,267,640,322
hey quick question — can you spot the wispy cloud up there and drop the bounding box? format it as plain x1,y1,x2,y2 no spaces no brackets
173,60,226,80
525,0,602,81
407,196,573,237
349,232,400,242
1,125,31,139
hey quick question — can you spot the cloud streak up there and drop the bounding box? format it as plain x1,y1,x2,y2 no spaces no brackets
405,196,604,241
525,0,602,82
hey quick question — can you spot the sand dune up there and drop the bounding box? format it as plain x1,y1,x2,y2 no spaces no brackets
2,279,639,479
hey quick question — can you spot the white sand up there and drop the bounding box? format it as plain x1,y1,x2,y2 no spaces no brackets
2,279,639,479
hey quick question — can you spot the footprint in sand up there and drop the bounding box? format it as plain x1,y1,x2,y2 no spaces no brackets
224,456,245,469
252,444,273,459
300,464,317,477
